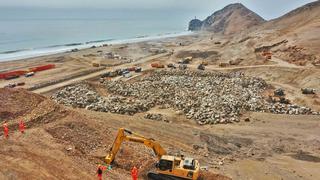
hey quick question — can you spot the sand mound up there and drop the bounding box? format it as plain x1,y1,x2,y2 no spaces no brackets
0,88,46,121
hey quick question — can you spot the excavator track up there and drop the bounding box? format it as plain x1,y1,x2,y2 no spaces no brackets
147,172,188,180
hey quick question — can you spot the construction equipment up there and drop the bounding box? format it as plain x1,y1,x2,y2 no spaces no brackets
4,83,16,88
151,63,165,68
16,82,26,86
219,62,228,67
262,51,272,60
25,72,35,77
301,88,316,94
179,64,188,70
178,57,193,64
229,58,243,66
274,88,285,96
105,128,200,180
135,67,142,73
92,62,100,67
123,73,132,78
167,63,176,69
197,64,205,71
201,61,208,66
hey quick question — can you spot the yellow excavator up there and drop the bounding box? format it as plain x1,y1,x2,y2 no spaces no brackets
105,128,200,180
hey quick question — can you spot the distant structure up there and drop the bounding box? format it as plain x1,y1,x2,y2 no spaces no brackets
188,17,203,31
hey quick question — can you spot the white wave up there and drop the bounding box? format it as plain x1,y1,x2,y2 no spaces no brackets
0,31,193,62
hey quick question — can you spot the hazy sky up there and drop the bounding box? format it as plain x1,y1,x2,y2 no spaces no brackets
0,0,317,20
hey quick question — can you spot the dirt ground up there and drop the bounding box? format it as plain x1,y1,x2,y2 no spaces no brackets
0,7,320,179
0,87,319,180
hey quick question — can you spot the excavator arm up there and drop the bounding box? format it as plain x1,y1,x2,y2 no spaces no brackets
105,128,167,165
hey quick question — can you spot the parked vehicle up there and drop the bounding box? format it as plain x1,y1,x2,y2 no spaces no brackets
101,72,111,78
151,63,165,68
167,63,176,69
17,82,26,86
301,88,316,94
123,73,132,78
122,70,130,75
135,67,142,72
178,57,193,64
25,72,35,77
197,64,205,70
179,64,188,70
4,83,16,88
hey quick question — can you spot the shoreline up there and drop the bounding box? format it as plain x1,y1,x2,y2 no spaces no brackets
0,30,201,91
0,31,193,63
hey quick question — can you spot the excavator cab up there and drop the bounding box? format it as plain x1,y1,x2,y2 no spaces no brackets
150,155,200,180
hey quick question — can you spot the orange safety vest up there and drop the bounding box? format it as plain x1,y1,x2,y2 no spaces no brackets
131,167,138,177
19,120,25,131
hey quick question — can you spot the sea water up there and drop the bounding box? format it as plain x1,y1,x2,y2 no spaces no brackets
0,8,193,62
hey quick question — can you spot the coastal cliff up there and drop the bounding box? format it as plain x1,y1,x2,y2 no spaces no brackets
189,3,265,34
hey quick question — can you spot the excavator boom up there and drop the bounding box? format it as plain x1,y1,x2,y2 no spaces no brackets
105,128,167,164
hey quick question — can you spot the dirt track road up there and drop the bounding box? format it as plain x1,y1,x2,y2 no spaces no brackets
32,53,169,94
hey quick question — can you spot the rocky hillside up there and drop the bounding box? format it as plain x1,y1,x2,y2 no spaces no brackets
254,0,320,64
189,3,265,34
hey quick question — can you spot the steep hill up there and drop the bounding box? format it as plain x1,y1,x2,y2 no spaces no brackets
189,3,265,34
267,0,320,53
251,0,320,64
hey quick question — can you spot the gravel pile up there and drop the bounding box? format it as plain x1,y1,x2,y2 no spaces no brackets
51,70,319,125
51,84,153,115
104,70,268,124
144,113,170,123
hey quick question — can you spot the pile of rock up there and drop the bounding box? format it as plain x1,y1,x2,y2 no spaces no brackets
103,70,270,124
144,113,170,123
52,70,319,125
51,84,153,115
268,103,317,115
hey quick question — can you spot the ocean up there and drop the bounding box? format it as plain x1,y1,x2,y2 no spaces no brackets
0,8,193,62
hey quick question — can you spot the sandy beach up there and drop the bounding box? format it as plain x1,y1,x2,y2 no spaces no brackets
0,33,199,92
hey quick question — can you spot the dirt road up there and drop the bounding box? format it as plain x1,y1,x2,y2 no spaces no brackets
32,53,169,94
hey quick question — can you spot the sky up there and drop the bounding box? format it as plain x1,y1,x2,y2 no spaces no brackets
0,0,317,20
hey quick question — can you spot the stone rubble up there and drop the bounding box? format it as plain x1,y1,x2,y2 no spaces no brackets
51,70,319,125
144,113,170,123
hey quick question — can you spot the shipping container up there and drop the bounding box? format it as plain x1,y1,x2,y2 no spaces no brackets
29,64,55,72
4,74,20,80
135,67,142,72
127,67,136,71
151,63,165,68
0,70,27,79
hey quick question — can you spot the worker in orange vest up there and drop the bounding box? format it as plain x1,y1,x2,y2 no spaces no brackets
19,120,25,134
97,164,106,180
3,121,9,138
131,166,138,180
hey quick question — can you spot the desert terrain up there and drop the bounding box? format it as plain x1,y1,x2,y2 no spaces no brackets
0,1,320,180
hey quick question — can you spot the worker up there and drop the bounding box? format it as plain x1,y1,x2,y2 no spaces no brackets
131,166,138,180
19,120,25,134
3,121,9,139
97,164,106,180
